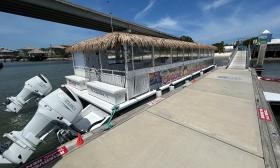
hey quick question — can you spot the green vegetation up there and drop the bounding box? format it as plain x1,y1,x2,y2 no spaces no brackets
179,35,194,42
212,41,224,53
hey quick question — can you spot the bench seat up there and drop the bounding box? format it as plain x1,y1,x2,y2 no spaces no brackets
87,81,126,105
65,75,88,90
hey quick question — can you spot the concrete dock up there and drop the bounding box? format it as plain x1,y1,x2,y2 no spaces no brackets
53,65,265,167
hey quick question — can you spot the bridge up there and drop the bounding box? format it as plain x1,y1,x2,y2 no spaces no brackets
0,0,178,39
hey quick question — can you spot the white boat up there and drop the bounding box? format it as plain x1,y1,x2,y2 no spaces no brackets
0,32,216,165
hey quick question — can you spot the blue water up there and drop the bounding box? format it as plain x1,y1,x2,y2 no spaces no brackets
262,63,280,78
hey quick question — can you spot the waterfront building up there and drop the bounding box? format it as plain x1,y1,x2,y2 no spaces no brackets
48,45,70,58
251,30,280,59
0,48,18,59
27,48,48,61
224,45,234,52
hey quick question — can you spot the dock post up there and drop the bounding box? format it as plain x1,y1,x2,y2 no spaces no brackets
156,90,162,98
186,80,191,86
169,85,175,91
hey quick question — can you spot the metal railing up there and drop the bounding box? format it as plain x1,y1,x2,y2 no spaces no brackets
246,46,251,69
226,47,238,69
73,66,126,87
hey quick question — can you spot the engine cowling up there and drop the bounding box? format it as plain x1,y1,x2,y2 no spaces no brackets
1,86,82,164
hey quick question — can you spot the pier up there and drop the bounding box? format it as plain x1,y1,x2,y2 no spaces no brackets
47,51,279,168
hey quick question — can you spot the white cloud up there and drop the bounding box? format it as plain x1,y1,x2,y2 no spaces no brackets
191,6,280,43
134,0,155,20
144,5,280,44
147,16,184,32
202,0,232,11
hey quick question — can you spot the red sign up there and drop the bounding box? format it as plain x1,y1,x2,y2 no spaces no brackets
258,108,272,121
21,146,68,168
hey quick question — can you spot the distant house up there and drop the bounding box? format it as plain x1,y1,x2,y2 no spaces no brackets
48,45,70,58
18,47,34,57
251,30,280,59
0,48,18,59
27,48,47,61
224,46,234,52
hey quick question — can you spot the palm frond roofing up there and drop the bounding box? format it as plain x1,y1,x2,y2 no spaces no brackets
67,32,217,53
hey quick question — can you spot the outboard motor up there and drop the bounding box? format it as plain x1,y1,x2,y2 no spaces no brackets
0,86,83,164
5,74,52,113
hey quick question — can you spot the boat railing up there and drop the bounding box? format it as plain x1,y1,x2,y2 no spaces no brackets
73,66,126,87
89,68,126,88
99,68,126,76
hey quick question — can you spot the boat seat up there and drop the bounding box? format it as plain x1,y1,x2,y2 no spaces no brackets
87,81,126,105
73,104,110,132
65,75,88,90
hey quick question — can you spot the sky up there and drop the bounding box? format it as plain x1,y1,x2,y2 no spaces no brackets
1,0,280,49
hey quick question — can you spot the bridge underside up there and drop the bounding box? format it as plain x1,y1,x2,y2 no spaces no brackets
0,0,177,39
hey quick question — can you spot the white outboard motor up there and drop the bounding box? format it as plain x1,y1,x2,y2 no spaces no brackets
5,74,52,113
0,86,83,164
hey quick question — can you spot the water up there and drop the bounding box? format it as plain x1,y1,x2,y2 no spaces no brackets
262,63,280,78
0,61,73,166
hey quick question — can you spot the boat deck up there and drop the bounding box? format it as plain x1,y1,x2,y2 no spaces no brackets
259,78,280,103
52,67,265,168
260,79,280,94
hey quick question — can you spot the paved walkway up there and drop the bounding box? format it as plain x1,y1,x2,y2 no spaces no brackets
228,51,247,69
53,68,264,168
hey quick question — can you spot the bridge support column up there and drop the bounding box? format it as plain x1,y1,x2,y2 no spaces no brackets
256,44,267,67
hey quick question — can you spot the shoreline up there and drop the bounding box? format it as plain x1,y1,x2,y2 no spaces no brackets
0,57,72,63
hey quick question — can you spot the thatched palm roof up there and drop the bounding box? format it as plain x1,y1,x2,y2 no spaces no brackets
67,32,216,53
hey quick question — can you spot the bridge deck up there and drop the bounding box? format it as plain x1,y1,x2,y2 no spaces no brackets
228,51,247,69
52,67,264,168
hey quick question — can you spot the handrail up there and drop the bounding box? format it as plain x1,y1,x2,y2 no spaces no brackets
74,66,126,76
98,68,126,75
246,46,251,69
226,47,238,69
